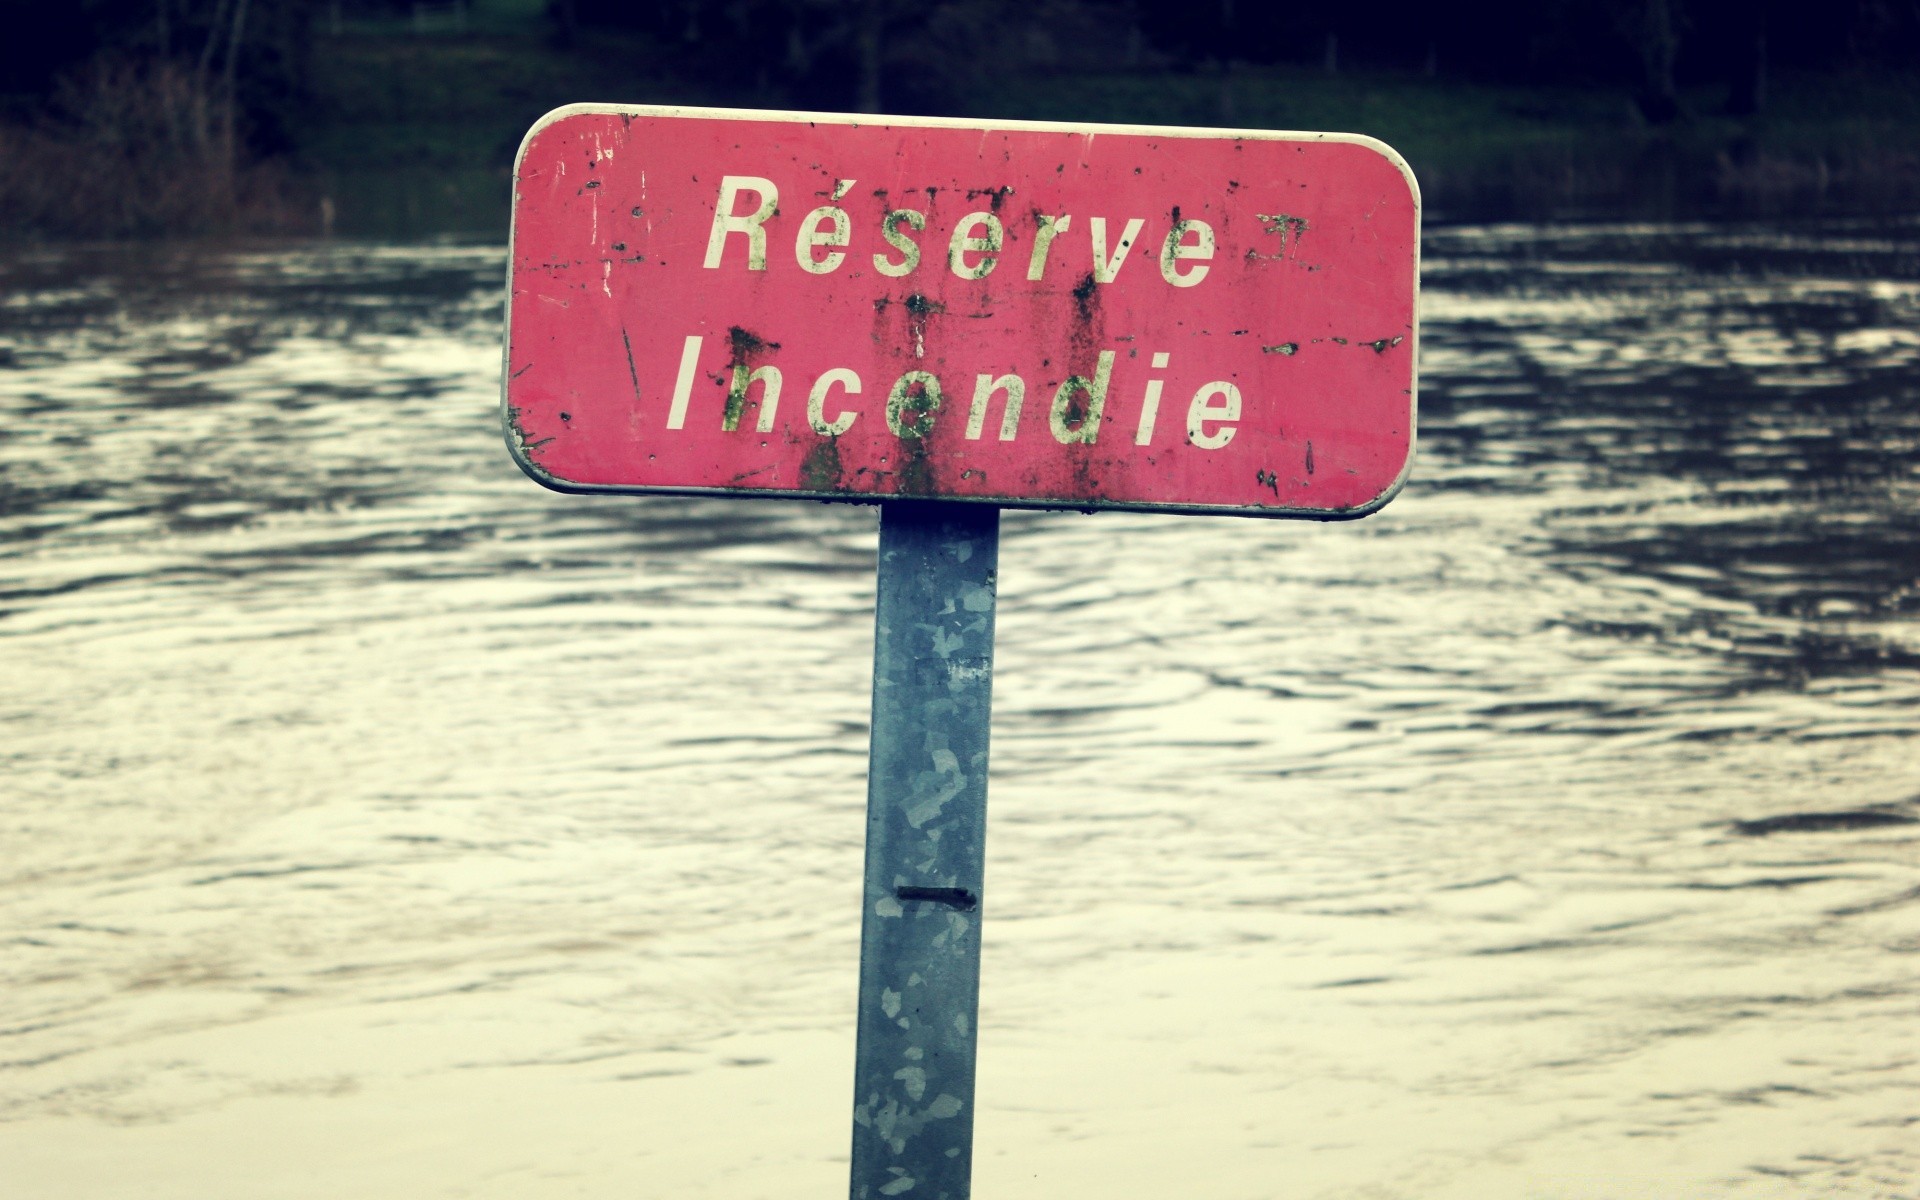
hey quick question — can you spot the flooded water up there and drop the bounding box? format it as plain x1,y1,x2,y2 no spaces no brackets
2,219,1918,1198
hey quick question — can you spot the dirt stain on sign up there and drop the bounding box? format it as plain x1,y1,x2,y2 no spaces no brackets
1070,272,1098,324
801,435,845,492
722,325,781,431
727,325,775,358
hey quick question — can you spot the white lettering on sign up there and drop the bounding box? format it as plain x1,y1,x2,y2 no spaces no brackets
667,334,704,430
1089,217,1144,284
1026,214,1070,281
704,178,1217,288
887,371,943,439
809,367,861,436
947,212,1004,280
1159,220,1215,287
966,375,1025,442
875,210,925,278
1134,351,1172,445
725,362,783,433
703,176,780,270
686,177,1248,448
657,341,1241,450
1186,380,1242,449
796,204,852,274
1049,351,1114,444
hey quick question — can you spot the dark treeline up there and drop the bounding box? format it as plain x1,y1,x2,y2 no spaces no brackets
0,0,1915,234
555,0,1918,119
2,0,319,150
6,0,1918,130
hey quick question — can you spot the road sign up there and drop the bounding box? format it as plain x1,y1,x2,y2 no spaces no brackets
503,103,1420,1200
504,105,1418,519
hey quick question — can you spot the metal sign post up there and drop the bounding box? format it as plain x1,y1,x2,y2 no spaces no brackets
502,103,1419,1200
849,500,998,1199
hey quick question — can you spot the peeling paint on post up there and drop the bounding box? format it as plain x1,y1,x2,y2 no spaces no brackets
850,500,998,1200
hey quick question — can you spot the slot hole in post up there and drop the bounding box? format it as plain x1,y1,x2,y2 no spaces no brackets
895,885,978,911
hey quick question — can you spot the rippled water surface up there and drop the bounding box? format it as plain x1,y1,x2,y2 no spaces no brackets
3,221,1918,1198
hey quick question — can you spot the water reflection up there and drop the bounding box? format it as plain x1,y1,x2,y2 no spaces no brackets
1,220,1917,1197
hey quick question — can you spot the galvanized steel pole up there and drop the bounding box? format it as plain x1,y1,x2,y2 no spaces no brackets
849,500,1000,1200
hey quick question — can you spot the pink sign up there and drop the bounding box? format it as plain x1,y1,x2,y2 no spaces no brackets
504,105,1418,518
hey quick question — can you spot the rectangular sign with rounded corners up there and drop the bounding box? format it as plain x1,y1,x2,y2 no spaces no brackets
503,105,1419,518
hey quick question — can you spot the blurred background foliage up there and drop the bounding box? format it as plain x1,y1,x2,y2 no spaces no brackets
1,0,1917,236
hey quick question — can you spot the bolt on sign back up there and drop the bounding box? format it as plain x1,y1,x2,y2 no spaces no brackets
503,105,1419,518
